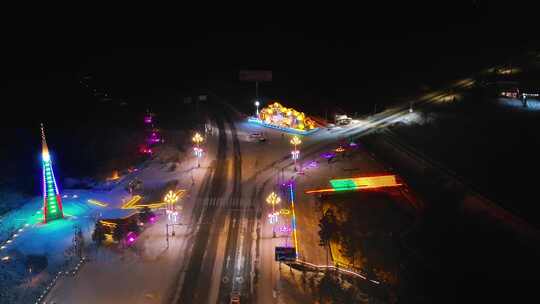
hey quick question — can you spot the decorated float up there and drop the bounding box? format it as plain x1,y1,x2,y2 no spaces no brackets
248,101,319,135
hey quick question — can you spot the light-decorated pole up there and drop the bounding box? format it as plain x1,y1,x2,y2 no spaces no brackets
164,190,179,245
290,136,302,171
266,192,281,238
254,100,260,117
192,132,204,168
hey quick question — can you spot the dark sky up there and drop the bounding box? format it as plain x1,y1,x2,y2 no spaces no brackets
1,1,539,192
2,2,538,127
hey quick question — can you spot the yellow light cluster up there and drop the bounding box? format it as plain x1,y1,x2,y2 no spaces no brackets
259,102,316,131
121,190,186,210
104,234,114,243
87,199,108,207
350,175,401,189
107,170,120,181
99,220,118,228
121,195,143,209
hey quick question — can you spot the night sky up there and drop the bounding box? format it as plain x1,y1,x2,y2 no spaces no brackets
1,2,538,189
1,3,540,301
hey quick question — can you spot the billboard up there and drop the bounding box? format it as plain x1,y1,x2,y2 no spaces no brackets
239,70,272,82
275,247,296,261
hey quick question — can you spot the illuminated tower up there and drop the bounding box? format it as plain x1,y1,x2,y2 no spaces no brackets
41,123,64,223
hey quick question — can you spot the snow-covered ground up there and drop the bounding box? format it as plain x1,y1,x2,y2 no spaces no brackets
497,97,540,111
0,134,212,304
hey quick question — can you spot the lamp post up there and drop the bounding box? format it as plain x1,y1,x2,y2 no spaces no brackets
164,190,179,239
290,136,302,171
254,100,260,117
192,132,204,168
266,192,281,238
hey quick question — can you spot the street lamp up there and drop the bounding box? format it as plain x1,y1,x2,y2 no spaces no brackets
290,136,302,170
254,100,260,117
164,190,179,240
164,190,179,210
192,132,204,168
266,192,281,238
192,132,204,146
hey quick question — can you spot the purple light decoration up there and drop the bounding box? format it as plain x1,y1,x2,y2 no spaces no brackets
144,116,152,124
149,216,156,223
279,225,292,233
126,232,137,245
287,178,296,187
321,152,336,159
307,160,319,168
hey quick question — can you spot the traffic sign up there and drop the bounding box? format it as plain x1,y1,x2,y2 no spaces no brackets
239,70,272,82
275,247,296,261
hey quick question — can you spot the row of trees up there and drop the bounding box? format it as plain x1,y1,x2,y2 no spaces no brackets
318,205,398,284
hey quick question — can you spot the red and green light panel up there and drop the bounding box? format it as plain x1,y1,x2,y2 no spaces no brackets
306,175,402,194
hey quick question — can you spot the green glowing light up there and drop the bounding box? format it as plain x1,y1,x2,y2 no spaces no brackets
329,179,357,191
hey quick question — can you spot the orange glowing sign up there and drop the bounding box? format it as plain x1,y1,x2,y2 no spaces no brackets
107,170,120,180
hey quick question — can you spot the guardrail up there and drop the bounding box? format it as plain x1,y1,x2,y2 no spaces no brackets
36,256,87,304
289,259,381,285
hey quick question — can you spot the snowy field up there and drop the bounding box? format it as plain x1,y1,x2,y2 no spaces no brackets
496,97,540,111
0,143,205,304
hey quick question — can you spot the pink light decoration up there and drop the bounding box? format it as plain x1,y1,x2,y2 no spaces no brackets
279,226,292,233
126,232,137,245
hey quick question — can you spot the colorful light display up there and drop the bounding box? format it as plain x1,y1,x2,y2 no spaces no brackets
334,146,346,153
260,102,316,131
147,129,161,144
289,182,299,258
305,174,402,194
249,101,319,135
268,212,279,224
87,199,108,207
121,190,186,210
291,149,300,160
321,152,336,159
330,175,401,190
126,231,137,245
40,124,64,223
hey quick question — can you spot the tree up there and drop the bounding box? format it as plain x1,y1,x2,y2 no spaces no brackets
92,221,105,246
319,210,339,246
319,209,339,265
317,272,349,304
340,231,362,269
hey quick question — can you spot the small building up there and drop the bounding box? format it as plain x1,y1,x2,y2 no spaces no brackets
99,212,140,244
335,114,352,126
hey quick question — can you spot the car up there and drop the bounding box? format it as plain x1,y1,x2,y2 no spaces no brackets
249,132,266,142
230,291,241,303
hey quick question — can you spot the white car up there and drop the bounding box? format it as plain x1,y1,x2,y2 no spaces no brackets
248,132,266,142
